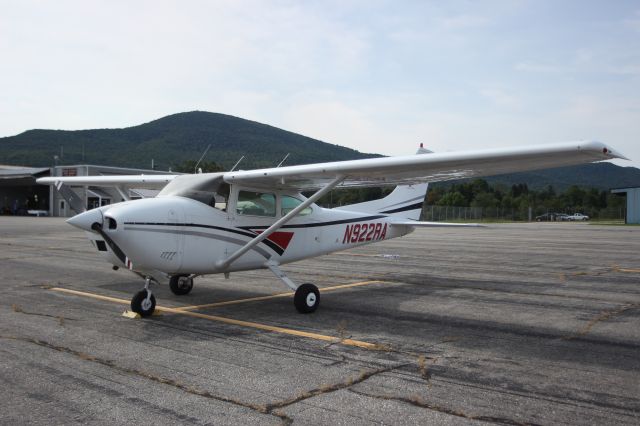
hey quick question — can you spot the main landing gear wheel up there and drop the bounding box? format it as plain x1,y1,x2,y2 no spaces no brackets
131,290,156,317
294,283,320,313
169,275,193,295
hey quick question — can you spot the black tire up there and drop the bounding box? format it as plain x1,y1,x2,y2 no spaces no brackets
131,290,156,317
169,275,193,295
294,283,320,313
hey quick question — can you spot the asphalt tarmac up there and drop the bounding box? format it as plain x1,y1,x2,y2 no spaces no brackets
1,217,639,425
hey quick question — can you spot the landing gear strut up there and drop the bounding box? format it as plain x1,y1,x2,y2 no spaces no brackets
169,275,194,295
266,261,320,313
131,277,156,317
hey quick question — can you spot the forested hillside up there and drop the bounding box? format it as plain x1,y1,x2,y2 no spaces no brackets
1,111,637,196
0,111,379,170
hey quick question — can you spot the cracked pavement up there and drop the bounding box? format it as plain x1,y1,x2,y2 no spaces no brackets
1,217,639,424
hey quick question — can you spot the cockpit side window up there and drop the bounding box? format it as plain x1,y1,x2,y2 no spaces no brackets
236,191,276,217
281,195,312,216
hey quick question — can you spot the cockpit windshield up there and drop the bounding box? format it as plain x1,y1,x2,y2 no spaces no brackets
157,173,229,210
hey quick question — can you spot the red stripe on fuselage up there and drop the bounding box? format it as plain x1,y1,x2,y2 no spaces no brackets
254,230,295,250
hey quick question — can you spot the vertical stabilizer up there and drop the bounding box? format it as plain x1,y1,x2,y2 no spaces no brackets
335,144,432,220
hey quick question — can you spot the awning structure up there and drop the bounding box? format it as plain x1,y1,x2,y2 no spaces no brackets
129,188,160,198
87,188,112,199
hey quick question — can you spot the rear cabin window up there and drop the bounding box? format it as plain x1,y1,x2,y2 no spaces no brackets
236,191,276,217
281,195,312,216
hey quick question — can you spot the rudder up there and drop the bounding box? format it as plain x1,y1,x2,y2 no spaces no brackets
334,144,432,220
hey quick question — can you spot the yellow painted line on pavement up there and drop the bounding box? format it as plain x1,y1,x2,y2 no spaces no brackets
52,287,131,305
175,280,390,311
319,280,390,292
175,292,293,311
618,268,640,273
158,306,382,349
49,287,384,350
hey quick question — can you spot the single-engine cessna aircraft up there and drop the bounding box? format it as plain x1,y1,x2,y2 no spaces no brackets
38,141,625,317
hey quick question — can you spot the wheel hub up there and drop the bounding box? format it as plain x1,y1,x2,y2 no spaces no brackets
306,293,316,307
141,297,153,311
178,277,190,289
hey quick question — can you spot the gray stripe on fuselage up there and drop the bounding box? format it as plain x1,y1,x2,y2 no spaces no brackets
124,226,271,259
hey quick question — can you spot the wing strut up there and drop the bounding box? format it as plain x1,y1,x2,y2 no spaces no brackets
216,175,345,271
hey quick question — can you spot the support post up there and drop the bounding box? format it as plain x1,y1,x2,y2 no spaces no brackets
115,186,130,202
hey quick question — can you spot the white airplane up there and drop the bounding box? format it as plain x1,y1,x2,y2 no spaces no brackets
37,141,625,317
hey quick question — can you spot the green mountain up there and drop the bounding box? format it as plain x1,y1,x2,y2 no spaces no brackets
0,111,379,170
1,110,638,190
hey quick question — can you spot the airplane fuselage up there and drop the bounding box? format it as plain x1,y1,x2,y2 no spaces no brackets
82,191,412,280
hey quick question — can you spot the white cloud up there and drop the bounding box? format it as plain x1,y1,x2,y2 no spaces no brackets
479,88,520,108
0,1,639,168
514,61,568,74
440,14,489,29
606,65,640,76
623,9,640,31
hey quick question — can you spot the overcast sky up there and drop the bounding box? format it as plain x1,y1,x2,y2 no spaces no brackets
1,0,639,167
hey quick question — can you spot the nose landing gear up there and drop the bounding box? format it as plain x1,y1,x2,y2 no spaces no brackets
131,277,156,317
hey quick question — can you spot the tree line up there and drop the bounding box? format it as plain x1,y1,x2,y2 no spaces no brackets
426,179,624,217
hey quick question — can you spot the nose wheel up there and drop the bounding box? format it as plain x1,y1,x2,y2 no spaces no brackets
131,277,156,317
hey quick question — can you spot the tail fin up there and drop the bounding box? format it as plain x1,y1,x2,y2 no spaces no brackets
335,144,431,220
336,183,428,220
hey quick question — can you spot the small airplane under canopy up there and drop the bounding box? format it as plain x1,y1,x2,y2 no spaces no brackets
38,141,626,317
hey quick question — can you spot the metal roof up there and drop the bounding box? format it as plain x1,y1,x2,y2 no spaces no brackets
0,166,50,179
611,186,640,193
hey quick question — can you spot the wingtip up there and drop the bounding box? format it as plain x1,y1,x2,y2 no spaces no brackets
584,141,630,161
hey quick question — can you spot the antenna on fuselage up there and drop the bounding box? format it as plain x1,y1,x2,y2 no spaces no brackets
229,155,245,172
276,153,290,168
193,144,212,174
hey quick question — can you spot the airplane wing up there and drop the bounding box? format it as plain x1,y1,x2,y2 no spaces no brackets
224,141,626,191
36,141,626,193
36,174,179,189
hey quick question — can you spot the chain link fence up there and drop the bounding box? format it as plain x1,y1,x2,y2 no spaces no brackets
422,205,626,222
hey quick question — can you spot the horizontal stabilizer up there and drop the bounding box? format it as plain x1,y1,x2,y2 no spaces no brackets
390,221,485,228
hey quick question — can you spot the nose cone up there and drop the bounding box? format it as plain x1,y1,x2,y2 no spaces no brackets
67,208,103,232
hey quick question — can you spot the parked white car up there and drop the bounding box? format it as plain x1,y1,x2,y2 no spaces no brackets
568,213,589,221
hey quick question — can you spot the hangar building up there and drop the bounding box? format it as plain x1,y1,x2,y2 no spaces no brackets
0,164,173,217
611,187,640,224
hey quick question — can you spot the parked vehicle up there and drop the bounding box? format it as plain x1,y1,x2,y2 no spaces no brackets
535,213,555,222
568,213,589,221
535,212,572,222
